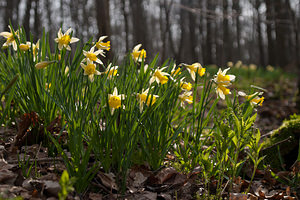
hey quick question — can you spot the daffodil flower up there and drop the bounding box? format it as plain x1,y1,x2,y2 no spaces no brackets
102,63,118,79
54,28,79,51
80,60,101,82
178,91,193,108
171,64,181,77
131,44,146,62
216,84,231,100
149,67,170,85
82,45,104,65
238,91,264,106
0,26,20,51
19,42,31,51
95,36,110,51
184,63,206,81
214,68,235,85
108,87,125,115
180,78,192,91
136,88,159,113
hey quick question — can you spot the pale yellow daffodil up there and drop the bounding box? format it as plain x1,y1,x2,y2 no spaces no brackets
82,45,104,65
102,63,118,79
149,67,170,85
136,88,159,113
54,28,79,51
216,84,231,100
80,60,101,82
95,36,110,51
108,87,125,115
178,91,193,108
238,91,264,106
131,44,146,62
214,68,235,86
0,26,20,51
180,78,192,91
184,63,206,81
171,64,181,77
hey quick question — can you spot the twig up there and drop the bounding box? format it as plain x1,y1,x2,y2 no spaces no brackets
261,136,293,152
7,157,64,164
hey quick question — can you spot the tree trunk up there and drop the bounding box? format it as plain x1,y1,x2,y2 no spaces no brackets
223,0,231,64
121,0,129,53
205,0,214,65
23,0,32,36
232,0,241,61
265,0,276,65
33,0,41,39
255,0,265,66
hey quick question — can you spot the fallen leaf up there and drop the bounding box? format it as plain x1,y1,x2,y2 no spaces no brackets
97,171,118,191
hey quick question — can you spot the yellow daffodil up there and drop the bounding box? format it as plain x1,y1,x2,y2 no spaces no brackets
54,28,79,51
0,26,20,51
80,60,101,82
35,61,56,69
108,87,125,115
171,64,181,76
178,91,193,108
82,45,104,65
136,88,159,113
149,67,170,85
131,44,146,62
249,64,257,71
227,61,233,68
184,63,206,81
216,84,231,100
266,65,274,72
102,63,118,79
214,68,235,86
238,91,264,106
95,36,110,51
180,79,192,91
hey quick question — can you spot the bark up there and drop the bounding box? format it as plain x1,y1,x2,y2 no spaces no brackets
223,0,231,64
265,0,276,65
23,0,32,36
121,0,129,53
4,0,14,29
255,0,265,66
232,0,241,61
33,0,41,39
205,0,214,65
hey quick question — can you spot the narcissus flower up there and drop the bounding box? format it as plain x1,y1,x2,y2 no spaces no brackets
19,42,31,51
184,63,206,81
108,87,125,115
35,61,56,69
180,79,192,91
131,44,146,62
95,36,110,51
216,84,231,100
102,64,118,79
171,64,181,77
80,60,101,82
178,91,193,108
214,68,235,86
238,91,264,106
149,67,170,85
54,28,79,51
136,88,159,113
0,26,19,51
82,45,104,64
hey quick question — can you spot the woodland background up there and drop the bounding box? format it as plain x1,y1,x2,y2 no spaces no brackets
0,0,300,69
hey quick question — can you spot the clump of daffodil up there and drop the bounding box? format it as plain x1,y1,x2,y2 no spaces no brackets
214,68,235,100
131,44,146,62
136,88,159,113
0,26,20,51
149,67,170,85
35,61,56,69
95,36,110,51
54,28,79,51
171,64,181,77
180,78,192,91
102,63,118,79
183,63,206,81
178,91,193,108
238,91,264,106
108,87,125,115
80,59,101,82
82,45,104,65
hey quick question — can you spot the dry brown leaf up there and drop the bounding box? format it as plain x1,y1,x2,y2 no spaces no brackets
0,168,17,184
132,172,147,187
229,193,247,200
97,171,118,191
89,192,103,200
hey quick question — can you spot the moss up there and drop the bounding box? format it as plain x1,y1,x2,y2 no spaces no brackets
262,114,300,169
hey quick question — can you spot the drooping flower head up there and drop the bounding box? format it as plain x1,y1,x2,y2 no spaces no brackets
108,87,125,115
131,44,146,62
19,42,31,51
35,61,56,69
214,67,235,100
180,78,192,91
82,45,104,65
0,26,20,51
54,28,79,51
238,91,264,106
80,59,101,82
102,63,118,79
184,63,206,81
95,36,110,51
149,67,170,85
178,91,193,108
136,88,159,113
171,64,181,77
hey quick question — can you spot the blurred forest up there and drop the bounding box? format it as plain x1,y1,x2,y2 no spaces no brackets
0,0,300,69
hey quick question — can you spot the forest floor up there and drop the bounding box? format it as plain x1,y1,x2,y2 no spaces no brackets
0,76,299,200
